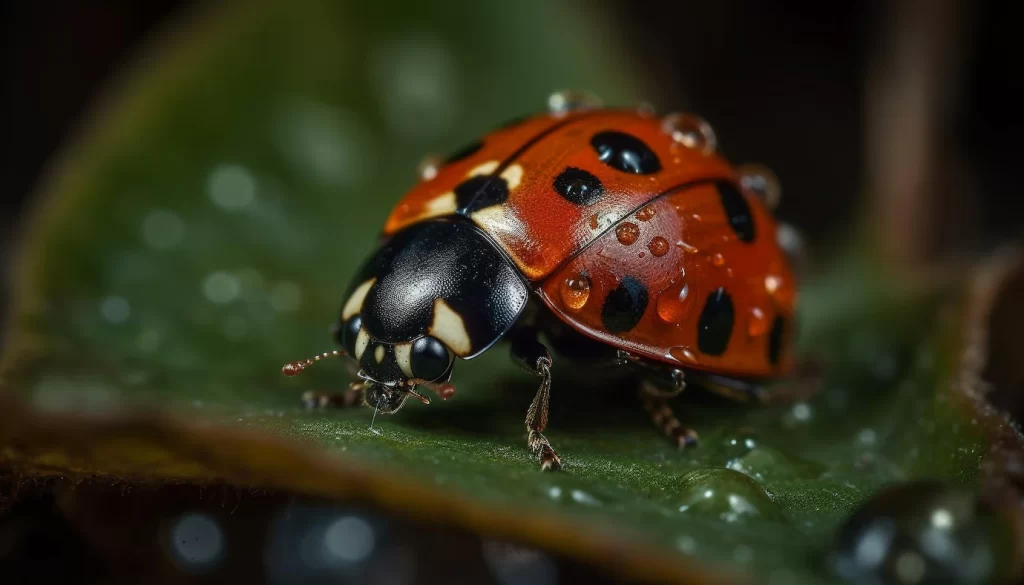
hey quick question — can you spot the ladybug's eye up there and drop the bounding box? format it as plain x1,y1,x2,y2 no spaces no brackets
339,316,362,357
410,336,451,381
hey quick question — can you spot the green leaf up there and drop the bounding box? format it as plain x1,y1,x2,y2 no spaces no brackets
0,2,1018,584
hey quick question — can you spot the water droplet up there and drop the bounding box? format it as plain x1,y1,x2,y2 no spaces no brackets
100,296,130,324
712,252,725,267
791,402,813,422
141,209,184,250
747,307,768,337
827,482,1010,585
656,274,693,323
739,163,781,209
559,273,591,311
648,236,670,257
765,274,782,295
725,444,823,482
661,113,717,154
669,346,698,363
615,222,640,245
323,516,375,563
636,205,656,221
547,90,602,115
269,282,302,312
417,155,441,180
722,430,759,459
676,240,699,254
570,489,600,506
168,513,224,573
208,164,256,210
203,272,241,304
674,468,780,523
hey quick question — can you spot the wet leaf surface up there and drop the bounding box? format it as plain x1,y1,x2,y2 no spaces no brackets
0,1,1020,584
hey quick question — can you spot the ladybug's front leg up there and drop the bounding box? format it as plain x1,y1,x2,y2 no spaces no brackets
510,330,562,471
301,381,367,409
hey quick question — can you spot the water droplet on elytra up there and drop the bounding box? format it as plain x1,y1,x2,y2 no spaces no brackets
712,253,725,267
417,155,441,181
748,307,769,337
661,113,717,154
636,205,656,221
559,273,591,311
657,275,692,323
676,240,699,254
739,164,781,209
648,237,670,257
669,346,698,363
616,222,640,245
547,90,602,116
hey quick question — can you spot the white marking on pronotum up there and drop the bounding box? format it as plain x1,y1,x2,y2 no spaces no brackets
467,160,499,177
355,329,370,360
500,164,523,190
374,345,385,364
394,342,413,377
424,192,456,215
429,299,472,356
342,279,375,320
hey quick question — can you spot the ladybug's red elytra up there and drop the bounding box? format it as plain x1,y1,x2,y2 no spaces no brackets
284,92,799,471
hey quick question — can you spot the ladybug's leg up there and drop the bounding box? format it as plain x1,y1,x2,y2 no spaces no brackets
639,375,699,449
510,330,562,471
301,381,367,410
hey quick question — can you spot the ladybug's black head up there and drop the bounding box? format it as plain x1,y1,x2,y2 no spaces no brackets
333,220,529,414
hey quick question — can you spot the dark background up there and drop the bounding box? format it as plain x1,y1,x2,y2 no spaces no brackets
2,0,1022,266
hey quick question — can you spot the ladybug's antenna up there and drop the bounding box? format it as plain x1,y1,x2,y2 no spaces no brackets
407,378,457,401
282,350,346,377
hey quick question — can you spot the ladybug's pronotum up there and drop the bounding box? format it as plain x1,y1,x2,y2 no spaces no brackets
284,92,799,471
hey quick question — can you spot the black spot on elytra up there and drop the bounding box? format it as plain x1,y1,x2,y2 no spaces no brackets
553,167,604,206
454,175,510,213
717,181,755,243
591,131,661,174
768,315,785,365
444,140,483,165
601,276,649,333
697,288,734,355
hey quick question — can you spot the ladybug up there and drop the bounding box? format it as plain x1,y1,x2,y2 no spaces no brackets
283,92,798,471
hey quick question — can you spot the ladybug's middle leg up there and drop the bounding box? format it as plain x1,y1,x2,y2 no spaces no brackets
639,376,699,449
301,381,367,409
510,329,562,472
